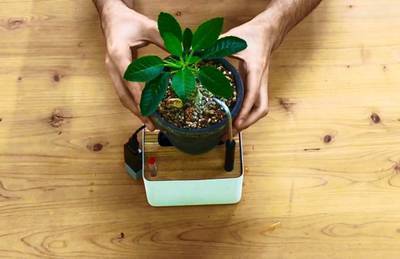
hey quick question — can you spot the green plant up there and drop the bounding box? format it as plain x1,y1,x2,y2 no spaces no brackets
124,12,247,116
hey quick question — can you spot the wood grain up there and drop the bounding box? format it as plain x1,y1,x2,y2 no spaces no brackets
143,131,242,180
1,0,400,258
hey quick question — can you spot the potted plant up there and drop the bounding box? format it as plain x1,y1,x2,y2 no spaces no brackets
124,12,247,154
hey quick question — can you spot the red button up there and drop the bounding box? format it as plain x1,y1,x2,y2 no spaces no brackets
148,156,156,165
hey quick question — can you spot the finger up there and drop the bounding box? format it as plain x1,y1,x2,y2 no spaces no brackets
232,61,246,133
238,61,247,87
237,84,269,131
234,62,264,130
105,54,155,130
108,44,156,130
107,42,134,79
144,21,165,50
236,65,270,131
123,51,155,131
125,49,143,105
109,45,143,104
122,14,165,50
105,55,139,114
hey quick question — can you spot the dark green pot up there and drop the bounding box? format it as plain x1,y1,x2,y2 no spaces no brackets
151,58,244,155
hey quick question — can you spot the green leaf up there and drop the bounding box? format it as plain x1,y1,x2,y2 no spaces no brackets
198,66,232,98
192,17,223,51
172,68,196,100
182,28,193,52
163,32,183,57
124,56,164,82
186,55,201,65
201,36,247,59
140,73,169,116
158,12,182,41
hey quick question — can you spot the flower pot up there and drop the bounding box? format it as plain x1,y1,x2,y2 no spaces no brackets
151,58,244,154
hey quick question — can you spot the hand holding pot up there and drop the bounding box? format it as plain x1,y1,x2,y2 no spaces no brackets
95,0,164,130
221,19,275,132
222,0,322,132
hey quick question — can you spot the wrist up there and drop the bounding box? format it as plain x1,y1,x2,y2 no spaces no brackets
93,0,108,15
251,2,291,51
93,0,120,18
256,7,289,50
254,0,321,50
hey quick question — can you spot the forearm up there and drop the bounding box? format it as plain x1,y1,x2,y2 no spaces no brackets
93,0,110,15
92,0,133,16
255,0,322,49
268,0,321,30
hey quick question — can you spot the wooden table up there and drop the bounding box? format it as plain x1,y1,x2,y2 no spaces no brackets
1,0,400,258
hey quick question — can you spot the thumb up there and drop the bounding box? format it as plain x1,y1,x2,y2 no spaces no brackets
144,21,166,51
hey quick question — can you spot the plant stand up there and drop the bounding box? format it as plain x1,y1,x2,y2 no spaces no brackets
125,130,244,207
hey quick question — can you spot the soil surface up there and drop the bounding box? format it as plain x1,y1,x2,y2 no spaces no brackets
157,62,237,129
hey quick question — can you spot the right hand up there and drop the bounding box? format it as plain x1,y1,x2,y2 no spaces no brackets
99,0,164,130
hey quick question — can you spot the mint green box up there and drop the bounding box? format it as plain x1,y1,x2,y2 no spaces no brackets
126,133,244,207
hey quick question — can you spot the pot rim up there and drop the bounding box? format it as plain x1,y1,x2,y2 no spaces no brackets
151,58,244,134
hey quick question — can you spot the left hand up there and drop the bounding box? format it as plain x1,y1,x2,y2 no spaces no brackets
97,0,164,130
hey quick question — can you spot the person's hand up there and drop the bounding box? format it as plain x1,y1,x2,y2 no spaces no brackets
221,15,285,132
97,0,164,130
221,0,322,132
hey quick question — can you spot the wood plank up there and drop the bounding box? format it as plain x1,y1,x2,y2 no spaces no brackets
1,0,400,258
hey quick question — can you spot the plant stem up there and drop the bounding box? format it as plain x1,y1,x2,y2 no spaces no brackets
186,51,194,65
163,61,181,68
188,67,199,76
194,88,202,107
